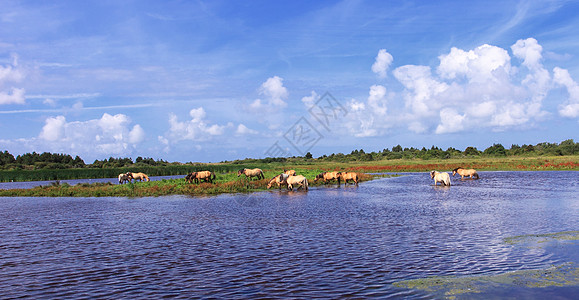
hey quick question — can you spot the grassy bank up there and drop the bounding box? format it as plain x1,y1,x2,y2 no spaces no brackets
0,169,378,197
1,155,577,183
0,155,577,197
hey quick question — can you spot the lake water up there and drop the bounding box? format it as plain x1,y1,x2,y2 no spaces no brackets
0,171,578,298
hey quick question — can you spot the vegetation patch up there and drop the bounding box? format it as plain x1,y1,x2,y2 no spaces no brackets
504,231,579,245
0,170,384,197
393,263,579,299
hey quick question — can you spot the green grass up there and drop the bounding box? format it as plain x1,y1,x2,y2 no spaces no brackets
1,155,577,197
0,169,380,197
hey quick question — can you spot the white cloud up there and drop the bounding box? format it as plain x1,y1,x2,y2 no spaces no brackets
39,115,66,141
129,124,145,144
387,38,563,134
236,124,258,135
0,87,25,105
367,84,388,116
259,76,288,107
162,107,229,144
435,108,465,134
301,90,318,107
371,49,393,78
511,38,543,69
0,54,26,105
553,67,579,118
437,44,511,83
33,113,146,159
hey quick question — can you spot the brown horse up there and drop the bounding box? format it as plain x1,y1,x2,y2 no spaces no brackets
283,169,296,176
185,172,198,184
127,172,149,182
314,171,342,184
285,175,308,191
430,170,451,186
452,167,479,179
118,173,132,184
192,170,216,184
340,172,359,185
267,173,289,189
237,168,264,180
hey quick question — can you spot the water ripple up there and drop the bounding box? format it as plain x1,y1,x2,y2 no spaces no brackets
0,171,578,298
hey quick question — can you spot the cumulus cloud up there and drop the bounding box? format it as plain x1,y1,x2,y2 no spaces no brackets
161,107,231,147
301,90,318,107
367,84,388,116
382,38,570,134
553,67,579,118
258,76,288,107
371,49,393,78
33,113,146,158
236,124,258,135
0,54,26,105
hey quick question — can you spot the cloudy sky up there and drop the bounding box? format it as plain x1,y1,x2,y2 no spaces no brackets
1,0,578,162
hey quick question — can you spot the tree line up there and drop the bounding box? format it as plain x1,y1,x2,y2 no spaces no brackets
317,139,578,162
0,151,171,170
231,139,579,164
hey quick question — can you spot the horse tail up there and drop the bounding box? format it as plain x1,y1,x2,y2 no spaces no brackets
259,170,264,179
211,172,216,180
304,178,309,190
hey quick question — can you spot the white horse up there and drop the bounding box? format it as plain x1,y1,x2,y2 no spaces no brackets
430,170,451,186
285,175,309,191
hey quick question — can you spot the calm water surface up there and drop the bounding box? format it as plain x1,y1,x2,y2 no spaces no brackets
1,171,578,298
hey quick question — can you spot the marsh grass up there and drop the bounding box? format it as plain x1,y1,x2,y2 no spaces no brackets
0,169,381,197
1,156,576,197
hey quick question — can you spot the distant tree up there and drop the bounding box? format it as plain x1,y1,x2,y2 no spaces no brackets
484,143,507,157
464,146,481,156
305,152,313,159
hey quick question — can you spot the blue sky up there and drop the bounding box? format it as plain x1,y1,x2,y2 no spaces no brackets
1,0,578,163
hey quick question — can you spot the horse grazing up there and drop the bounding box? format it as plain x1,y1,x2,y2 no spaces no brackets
118,173,132,184
127,172,149,182
283,169,296,176
314,171,342,184
185,172,198,184
195,171,216,183
430,170,451,186
237,168,264,180
267,173,289,189
340,172,359,185
285,175,308,191
452,167,479,179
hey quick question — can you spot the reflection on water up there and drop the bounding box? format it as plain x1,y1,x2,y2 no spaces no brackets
0,171,577,298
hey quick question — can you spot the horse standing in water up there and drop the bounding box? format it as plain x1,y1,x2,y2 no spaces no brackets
285,175,308,191
267,173,289,189
430,170,451,186
452,167,480,179
314,171,342,184
127,172,149,182
340,172,359,185
237,168,264,180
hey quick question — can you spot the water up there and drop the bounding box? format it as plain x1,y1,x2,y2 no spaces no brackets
0,175,184,190
0,171,577,298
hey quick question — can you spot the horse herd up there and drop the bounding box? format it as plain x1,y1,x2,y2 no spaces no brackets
118,172,150,184
117,166,479,189
430,167,480,186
